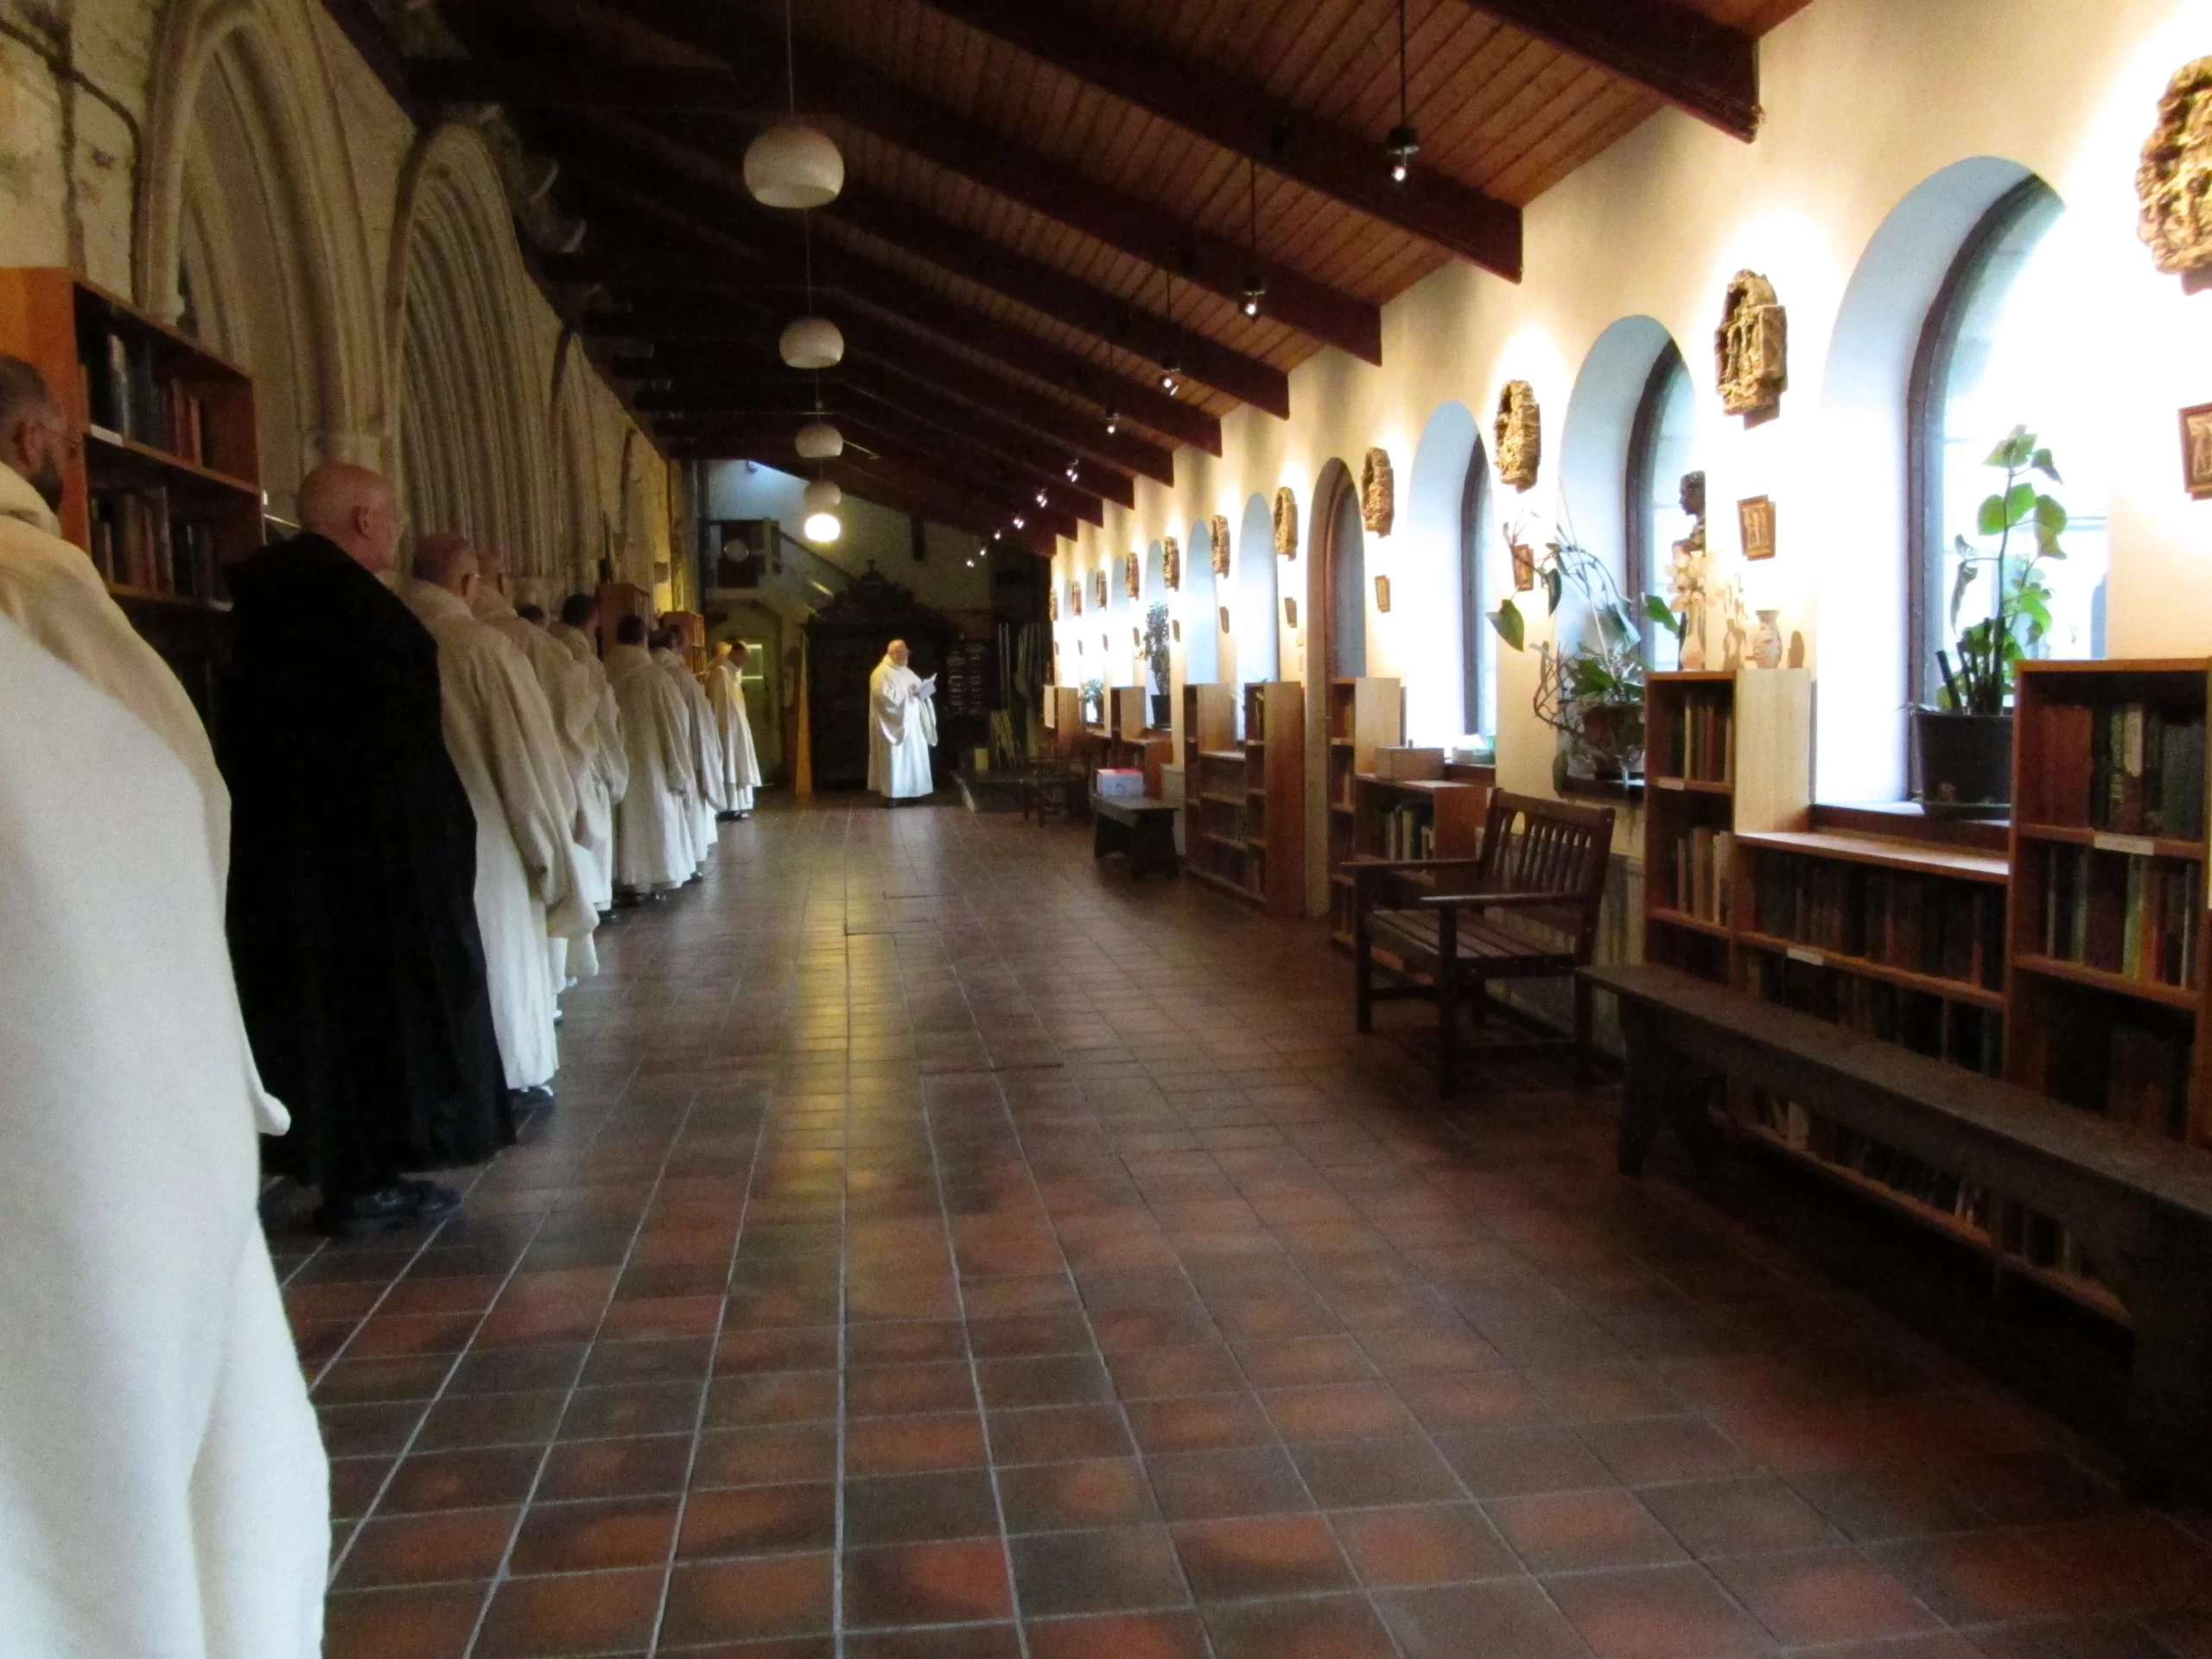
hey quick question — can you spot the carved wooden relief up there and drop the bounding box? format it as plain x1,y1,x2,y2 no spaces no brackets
2140,60,2212,289
1123,553,1141,601
1360,448,1395,535
1068,579,1082,617
1048,585,1058,621
1494,382,1541,491
1091,569,1107,609
1162,537,1181,590
1716,271,1787,423
1208,514,1231,576
1273,487,1298,557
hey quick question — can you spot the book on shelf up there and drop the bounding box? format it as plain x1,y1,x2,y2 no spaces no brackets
1667,690,1734,784
2082,701,2205,840
2044,990,2193,1139
2036,843,2199,988
1379,802,1434,861
1750,851,2001,988
79,322,219,470
86,488,217,601
1667,828,1733,923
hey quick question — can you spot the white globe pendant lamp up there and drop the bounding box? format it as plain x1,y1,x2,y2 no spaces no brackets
803,478,842,515
795,420,843,460
780,315,844,370
744,124,844,209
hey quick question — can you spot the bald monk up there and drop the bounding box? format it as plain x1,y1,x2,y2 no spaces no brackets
469,545,598,983
653,622,725,867
869,637,938,802
220,462,505,1236
607,614,698,893
704,639,763,819
549,592,628,918
404,536,594,1096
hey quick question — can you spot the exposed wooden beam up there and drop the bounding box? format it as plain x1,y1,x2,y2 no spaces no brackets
596,0,1383,362
1457,0,1760,141
410,56,799,118
556,149,1219,454
918,0,1521,277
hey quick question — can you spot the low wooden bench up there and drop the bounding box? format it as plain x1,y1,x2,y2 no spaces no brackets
1586,960,2212,1499
1090,793,1179,879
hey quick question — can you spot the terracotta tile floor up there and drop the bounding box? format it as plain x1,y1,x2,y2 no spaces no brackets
276,798,2212,1658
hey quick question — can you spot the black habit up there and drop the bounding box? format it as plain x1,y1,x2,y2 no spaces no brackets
220,533,508,1196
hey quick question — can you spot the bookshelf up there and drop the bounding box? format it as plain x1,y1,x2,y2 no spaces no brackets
1332,777,1491,950
1323,677,1403,942
0,267,262,719
1106,683,1173,795
1044,686,1084,757
1187,681,1303,914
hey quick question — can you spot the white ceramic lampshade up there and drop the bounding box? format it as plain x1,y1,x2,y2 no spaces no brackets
803,512,842,543
795,421,843,459
779,315,844,370
803,478,842,516
743,124,844,209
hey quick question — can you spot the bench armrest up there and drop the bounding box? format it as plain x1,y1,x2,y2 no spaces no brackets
1416,890,1578,911
1345,856,1485,872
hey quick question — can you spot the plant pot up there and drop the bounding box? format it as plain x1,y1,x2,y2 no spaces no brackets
1913,709,2012,817
1579,699,1646,780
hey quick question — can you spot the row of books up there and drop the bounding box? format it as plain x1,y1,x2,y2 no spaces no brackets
2087,704,2205,840
2043,992,2195,1139
1662,828,1734,923
2035,845,2201,988
1660,691,1734,784
1750,855,2004,990
87,488,219,601
80,326,222,470
1376,804,1438,861
1748,951,2002,1075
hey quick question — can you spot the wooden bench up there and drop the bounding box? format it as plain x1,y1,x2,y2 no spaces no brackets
1090,793,1179,879
1354,790,1615,1094
1019,760,1084,824
1586,960,2212,1499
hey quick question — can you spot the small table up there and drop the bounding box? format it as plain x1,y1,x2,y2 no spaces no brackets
1090,793,1180,879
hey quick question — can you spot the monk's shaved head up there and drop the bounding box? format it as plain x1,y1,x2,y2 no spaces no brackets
476,544,510,591
414,532,478,594
298,461,403,575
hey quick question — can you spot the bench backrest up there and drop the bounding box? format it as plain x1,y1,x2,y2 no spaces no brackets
1460,789,1617,957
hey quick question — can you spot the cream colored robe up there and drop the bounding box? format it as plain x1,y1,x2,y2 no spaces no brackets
0,610,327,1659
403,582,594,1090
869,654,938,799
607,641,698,889
704,657,763,813
655,645,725,855
549,620,629,909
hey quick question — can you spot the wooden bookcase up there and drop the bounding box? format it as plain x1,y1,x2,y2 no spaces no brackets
0,267,262,720
1042,686,1084,757
1331,777,1491,950
1322,677,1403,941
1105,683,1172,795
1187,681,1303,913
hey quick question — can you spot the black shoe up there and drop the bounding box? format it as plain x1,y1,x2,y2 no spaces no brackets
397,1178,462,1221
313,1182,431,1239
512,1084,556,1109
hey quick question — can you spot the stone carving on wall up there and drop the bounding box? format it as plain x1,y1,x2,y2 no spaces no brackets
2139,60,2212,289
1049,585,1058,621
1273,487,1298,557
1124,553,1141,601
1092,569,1109,610
1716,271,1787,423
1069,579,1082,617
1162,537,1182,590
1494,382,1541,491
1209,514,1231,576
1360,448,1395,535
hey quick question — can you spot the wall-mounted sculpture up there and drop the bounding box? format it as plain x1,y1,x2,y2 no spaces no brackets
1716,271,1787,423
1360,448,1395,535
2139,59,2212,289
1208,514,1231,576
1162,536,1182,590
1069,579,1082,617
1494,382,1541,491
1273,487,1298,557
1123,553,1141,601
1049,585,1058,621
1092,569,1108,609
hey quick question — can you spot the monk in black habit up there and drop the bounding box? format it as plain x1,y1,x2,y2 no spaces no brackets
220,462,508,1236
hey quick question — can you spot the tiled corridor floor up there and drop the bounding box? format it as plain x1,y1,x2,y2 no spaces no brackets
281,798,2212,1658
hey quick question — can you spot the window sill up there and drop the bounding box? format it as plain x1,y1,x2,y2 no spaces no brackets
1809,800,2009,851
1560,774,1644,804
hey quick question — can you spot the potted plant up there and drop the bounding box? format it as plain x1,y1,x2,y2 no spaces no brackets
1915,426,2068,816
1079,676,1106,729
1490,522,1647,782
1143,602,1173,728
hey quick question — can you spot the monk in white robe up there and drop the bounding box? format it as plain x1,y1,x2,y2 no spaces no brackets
869,637,938,802
550,592,628,913
704,639,764,817
607,613,699,891
403,537,594,1092
654,623,725,863
0,608,327,1659
470,548,600,984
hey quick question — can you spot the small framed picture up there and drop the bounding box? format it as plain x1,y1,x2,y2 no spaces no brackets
2181,403,2212,499
1284,597,1299,629
1738,494,1777,561
1374,574,1392,613
1219,605,1231,633
1509,537,1535,592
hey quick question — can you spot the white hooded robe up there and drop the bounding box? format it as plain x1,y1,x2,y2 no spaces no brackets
0,610,327,1659
703,654,763,813
656,645,724,857
607,641,698,890
869,654,938,799
548,619,629,911
403,582,594,1090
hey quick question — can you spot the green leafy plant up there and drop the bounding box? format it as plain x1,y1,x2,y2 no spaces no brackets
1079,676,1106,727
1937,426,2066,715
1490,524,1647,775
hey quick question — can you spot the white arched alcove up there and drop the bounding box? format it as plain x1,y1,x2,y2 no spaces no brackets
1236,493,1280,707
1403,402,1482,746
1183,518,1220,686
1559,315,1676,585
1816,156,2037,804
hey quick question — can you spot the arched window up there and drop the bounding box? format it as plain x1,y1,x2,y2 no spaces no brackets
1910,178,2105,704
1625,342,1695,671
1325,472,1366,678
1459,445,1491,738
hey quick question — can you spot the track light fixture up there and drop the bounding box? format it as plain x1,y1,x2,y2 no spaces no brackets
1242,158,1267,318
1159,268,1184,395
1387,0,1417,183
1065,459,1080,482
1013,514,1027,529
1105,410,1121,435
1034,488,1048,506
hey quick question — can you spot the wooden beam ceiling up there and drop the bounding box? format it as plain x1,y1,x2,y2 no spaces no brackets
1457,0,1762,141
915,0,1522,277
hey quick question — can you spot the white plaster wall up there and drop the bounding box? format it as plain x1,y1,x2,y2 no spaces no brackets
1050,0,2212,913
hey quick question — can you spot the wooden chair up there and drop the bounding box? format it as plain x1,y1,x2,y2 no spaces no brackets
1352,790,1617,1095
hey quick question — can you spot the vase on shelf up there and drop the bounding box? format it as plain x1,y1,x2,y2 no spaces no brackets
1752,609,1783,669
1679,601,1707,670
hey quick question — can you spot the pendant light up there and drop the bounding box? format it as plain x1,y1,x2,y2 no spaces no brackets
1241,159,1268,318
1385,0,1419,183
1157,268,1182,395
746,1,843,208
780,315,843,369
795,418,843,459
801,475,842,543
